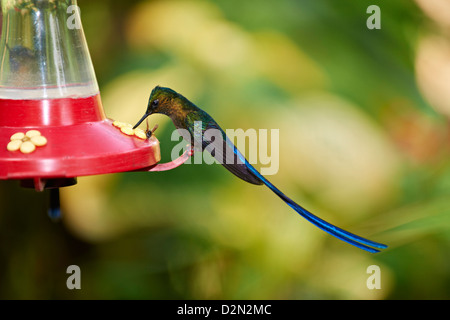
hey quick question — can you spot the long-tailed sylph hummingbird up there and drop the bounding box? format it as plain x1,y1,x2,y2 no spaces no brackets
133,86,387,253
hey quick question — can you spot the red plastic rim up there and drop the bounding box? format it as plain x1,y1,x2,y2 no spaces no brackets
0,94,161,179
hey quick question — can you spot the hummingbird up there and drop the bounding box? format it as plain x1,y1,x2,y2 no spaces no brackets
133,86,387,253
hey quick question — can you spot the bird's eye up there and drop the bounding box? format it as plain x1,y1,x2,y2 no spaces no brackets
151,99,159,108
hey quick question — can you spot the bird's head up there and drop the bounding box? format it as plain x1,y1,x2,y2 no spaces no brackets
133,86,180,129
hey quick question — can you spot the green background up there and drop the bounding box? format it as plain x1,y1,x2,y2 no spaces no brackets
1,0,450,299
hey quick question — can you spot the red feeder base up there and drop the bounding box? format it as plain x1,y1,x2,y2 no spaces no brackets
0,94,161,184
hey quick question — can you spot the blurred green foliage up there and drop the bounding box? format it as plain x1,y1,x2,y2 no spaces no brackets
1,0,450,299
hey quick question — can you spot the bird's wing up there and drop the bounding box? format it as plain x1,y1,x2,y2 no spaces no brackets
184,111,386,252
185,111,263,185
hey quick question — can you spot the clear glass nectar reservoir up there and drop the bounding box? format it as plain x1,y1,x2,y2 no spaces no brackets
0,0,163,182
0,0,98,99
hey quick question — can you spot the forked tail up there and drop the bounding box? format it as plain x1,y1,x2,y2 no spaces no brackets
238,151,387,253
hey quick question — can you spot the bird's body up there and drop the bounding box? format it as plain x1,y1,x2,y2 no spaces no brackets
134,86,387,253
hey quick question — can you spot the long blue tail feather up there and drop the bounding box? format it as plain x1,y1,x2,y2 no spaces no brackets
232,146,387,253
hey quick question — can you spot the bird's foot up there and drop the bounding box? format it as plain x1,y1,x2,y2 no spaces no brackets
187,144,195,156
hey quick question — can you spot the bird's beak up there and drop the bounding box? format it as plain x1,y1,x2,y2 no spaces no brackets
133,112,151,129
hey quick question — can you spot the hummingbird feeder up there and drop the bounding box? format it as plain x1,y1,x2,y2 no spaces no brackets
0,0,188,216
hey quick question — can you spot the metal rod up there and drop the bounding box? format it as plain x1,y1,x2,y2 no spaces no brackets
48,187,61,221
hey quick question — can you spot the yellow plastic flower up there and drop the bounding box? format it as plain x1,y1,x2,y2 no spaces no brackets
7,130,48,154
112,120,147,139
